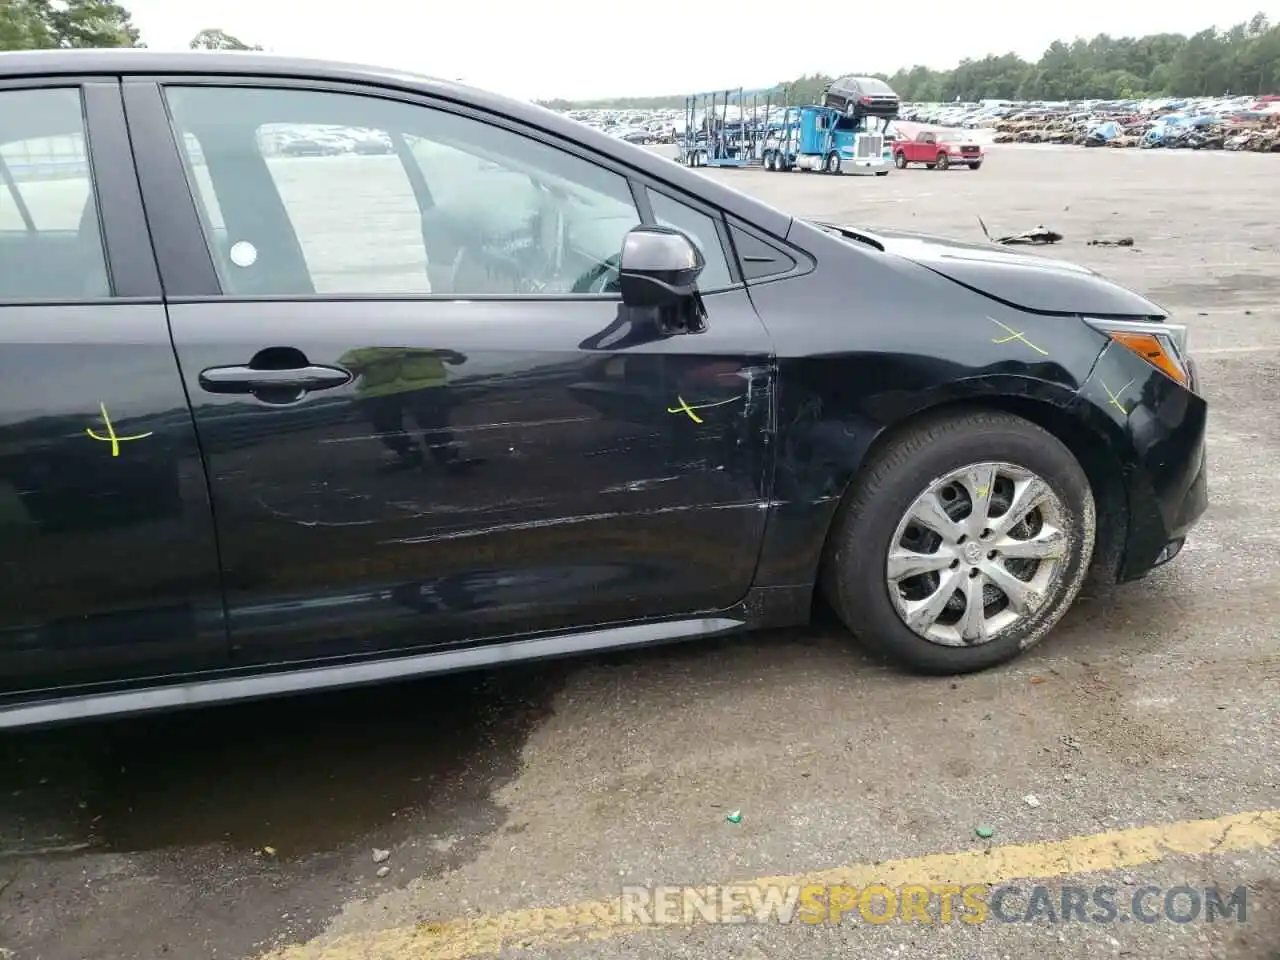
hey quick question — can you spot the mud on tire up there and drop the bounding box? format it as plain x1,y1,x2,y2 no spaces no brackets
821,410,1096,674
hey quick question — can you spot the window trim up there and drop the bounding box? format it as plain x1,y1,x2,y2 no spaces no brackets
0,77,160,305
127,74,756,304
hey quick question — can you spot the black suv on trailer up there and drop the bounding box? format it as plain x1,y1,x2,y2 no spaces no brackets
0,50,1206,729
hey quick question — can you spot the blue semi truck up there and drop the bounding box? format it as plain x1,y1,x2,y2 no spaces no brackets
762,106,893,175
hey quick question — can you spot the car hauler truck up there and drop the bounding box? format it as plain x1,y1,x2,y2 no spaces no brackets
761,74,900,174
678,77,899,175
761,106,893,174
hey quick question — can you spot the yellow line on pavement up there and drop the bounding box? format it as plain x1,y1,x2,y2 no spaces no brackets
261,809,1280,960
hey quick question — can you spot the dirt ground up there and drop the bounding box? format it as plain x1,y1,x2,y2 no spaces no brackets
2,144,1279,960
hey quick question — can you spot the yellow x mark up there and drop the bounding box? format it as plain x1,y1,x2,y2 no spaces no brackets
666,395,704,423
86,402,153,457
989,317,1049,356
1100,378,1136,414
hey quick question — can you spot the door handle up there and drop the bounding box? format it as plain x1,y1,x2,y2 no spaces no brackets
198,364,352,395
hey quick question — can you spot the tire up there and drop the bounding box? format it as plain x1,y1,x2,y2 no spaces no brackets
875,170,889,176
894,151,907,169
823,152,841,174
821,410,1096,674
969,161,982,170
936,153,949,170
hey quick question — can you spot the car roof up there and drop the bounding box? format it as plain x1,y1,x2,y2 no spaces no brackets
0,50,793,238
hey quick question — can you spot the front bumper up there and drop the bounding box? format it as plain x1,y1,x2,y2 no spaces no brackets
1077,342,1208,582
839,155,891,175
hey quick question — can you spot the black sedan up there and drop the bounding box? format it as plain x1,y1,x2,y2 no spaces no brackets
0,50,1205,728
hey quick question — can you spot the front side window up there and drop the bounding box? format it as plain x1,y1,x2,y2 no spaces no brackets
164,85,642,297
0,87,109,299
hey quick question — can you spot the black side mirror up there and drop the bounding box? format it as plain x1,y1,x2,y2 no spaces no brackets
619,225,705,309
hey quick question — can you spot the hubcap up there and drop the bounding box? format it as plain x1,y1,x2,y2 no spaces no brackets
885,461,1069,647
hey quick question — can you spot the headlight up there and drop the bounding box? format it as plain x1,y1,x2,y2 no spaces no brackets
1084,317,1191,389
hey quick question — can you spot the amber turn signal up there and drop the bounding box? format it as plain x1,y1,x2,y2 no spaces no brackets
1109,331,1190,387
1084,319,1192,390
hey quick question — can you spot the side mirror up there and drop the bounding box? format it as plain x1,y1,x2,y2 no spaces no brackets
619,226,705,309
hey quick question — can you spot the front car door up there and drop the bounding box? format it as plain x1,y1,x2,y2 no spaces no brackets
123,76,774,663
0,79,225,701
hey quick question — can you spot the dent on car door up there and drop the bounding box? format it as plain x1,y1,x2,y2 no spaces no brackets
0,82,225,698
131,79,774,666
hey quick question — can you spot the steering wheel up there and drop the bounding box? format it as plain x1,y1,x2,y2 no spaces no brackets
571,253,622,294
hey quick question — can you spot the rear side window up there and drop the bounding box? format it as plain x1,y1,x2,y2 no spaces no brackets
0,88,109,299
646,189,733,291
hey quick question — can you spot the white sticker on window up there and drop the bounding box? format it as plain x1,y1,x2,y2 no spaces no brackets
229,241,258,268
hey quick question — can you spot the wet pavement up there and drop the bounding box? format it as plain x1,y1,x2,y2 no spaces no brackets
2,144,1280,960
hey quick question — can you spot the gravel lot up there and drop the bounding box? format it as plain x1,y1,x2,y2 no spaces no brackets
2,144,1278,960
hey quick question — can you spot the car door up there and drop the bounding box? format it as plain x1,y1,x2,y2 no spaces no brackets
123,77,774,665
0,80,226,697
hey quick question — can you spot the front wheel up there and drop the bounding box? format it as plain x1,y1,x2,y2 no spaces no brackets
936,153,950,170
969,161,982,170
823,152,841,174
821,410,1095,674
875,170,889,176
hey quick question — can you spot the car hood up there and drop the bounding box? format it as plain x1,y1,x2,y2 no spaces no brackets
817,222,1167,318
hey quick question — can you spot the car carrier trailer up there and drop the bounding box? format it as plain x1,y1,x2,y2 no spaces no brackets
677,87,784,168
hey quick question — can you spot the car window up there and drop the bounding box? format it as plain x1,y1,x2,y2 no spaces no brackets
860,79,896,96
646,189,732,291
163,85,642,297
0,87,109,299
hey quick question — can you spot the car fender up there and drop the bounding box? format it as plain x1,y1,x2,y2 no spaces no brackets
751,368,1114,590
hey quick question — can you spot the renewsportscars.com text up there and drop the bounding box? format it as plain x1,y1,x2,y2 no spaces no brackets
620,883,1249,925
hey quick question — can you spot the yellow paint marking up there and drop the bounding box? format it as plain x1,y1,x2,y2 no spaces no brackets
85,402,153,457
666,395,704,423
989,317,1049,356
1101,378,1137,414
666,394,747,424
260,809,1280,960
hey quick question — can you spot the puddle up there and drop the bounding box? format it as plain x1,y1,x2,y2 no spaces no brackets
0,664,567,861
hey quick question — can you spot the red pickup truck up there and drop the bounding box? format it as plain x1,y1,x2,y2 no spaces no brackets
893,130,984,170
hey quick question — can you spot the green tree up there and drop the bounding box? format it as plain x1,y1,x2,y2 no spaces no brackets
0,0,140,50
543,13,1280,107
189,27,260,51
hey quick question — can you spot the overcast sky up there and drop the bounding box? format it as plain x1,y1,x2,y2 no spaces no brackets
124,1,1278,100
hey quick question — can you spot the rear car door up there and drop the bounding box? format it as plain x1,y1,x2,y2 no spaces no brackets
123,76,774,665
0,80,226,698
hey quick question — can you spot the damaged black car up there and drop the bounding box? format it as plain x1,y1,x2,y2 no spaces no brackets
0,50,1206,729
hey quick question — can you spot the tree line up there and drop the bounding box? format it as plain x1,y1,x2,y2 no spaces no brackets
0,0,258,52
540,12,1280,109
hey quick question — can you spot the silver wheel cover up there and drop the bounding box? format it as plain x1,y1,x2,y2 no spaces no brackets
885,461,1070,647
